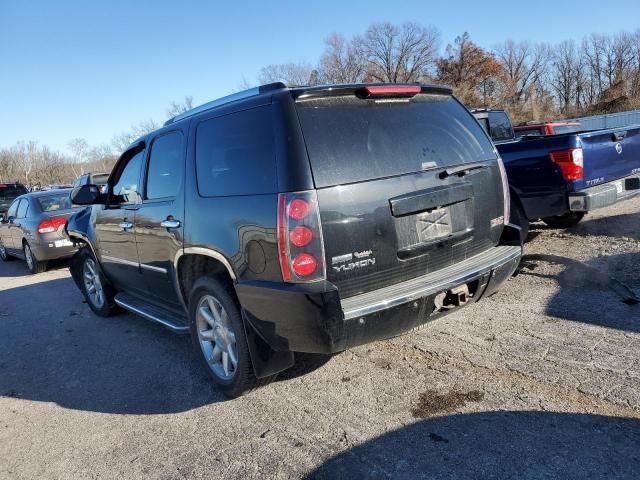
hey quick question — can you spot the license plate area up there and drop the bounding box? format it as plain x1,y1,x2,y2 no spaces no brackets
394,200,474,256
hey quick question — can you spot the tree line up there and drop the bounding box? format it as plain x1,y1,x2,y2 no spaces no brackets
258,23,640,122
0,97,193,187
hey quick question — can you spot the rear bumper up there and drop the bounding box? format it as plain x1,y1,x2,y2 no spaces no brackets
236,242,522,354
30,239,78,261
569,174,640,212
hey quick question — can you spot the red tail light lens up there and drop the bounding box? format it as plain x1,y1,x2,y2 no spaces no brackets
291,253,318,277
289,225,313,247
37,217,67,234
287,199,311,221
550,148,584,181
277,191,326,283
364,85,421,97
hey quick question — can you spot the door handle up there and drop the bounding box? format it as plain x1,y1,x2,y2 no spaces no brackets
119,221,133,231
160,219,181,229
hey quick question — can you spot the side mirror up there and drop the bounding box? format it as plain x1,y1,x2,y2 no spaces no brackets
71,184,103,205
0,213,4,223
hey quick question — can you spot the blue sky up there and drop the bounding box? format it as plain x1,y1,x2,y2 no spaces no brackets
1,0,639,154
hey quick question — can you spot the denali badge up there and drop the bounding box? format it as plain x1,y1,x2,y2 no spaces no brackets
353,250,372,259
491,216,504,228
332,253,353,265
333,258,376,273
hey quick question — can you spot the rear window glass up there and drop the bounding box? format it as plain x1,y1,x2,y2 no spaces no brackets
37,193,76,212
0,185,27,201
296,94,496,187
195,106,277,197
488,112,514,142
515,128,543,138
553,125,582,134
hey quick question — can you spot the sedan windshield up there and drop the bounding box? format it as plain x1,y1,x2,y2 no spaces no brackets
37,193,77,212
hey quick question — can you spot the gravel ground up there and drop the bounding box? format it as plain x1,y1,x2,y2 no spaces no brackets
0,197,639,479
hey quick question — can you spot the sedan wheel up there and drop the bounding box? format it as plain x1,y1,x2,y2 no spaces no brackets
23,242,46,274
196,295,238,381
0,242,12,261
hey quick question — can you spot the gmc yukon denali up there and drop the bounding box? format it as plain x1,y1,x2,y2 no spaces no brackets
66,83,522,397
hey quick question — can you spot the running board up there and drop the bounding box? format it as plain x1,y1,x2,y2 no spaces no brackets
115,293,189,334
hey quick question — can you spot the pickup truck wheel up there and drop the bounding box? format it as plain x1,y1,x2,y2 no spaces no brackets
0,242,13,261
80,252,116,317
24,242,47,274
542,212,585,229
189,277,274,397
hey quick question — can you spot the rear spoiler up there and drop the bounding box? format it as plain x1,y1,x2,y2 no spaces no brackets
290,83,453,100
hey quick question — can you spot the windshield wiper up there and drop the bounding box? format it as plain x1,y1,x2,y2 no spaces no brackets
439,162,491,179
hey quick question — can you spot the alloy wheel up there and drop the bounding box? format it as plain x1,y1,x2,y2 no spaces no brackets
83,258,105,309
196,295,238,381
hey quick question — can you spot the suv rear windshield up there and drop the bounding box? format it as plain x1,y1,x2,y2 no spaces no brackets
296,94,496,187
0,184,27,201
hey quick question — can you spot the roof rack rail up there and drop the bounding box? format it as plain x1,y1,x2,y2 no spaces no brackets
164,82,286,126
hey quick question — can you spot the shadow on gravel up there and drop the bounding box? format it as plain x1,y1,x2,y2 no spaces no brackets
0,277,225,414
572,213,640,241
521,252,640,332
308,411,640,479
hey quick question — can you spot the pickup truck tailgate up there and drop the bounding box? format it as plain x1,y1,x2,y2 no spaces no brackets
579,126,640,188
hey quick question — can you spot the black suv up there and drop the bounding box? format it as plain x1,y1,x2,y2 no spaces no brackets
67,82,522,397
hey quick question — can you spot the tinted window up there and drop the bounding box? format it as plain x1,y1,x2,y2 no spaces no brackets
92,174,109,185
16,199,29,218
146,131,184,200
6,200,19,218
0,184,28,202
37,193,76,212
195,106,277,197
488,112,514,141
296,94,496,188
112,150,144,204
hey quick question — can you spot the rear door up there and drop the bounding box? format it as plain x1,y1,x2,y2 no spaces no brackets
95,147,145,294
578,126,640,188
295,90,505,298
135,129,186,309
12,198,31,248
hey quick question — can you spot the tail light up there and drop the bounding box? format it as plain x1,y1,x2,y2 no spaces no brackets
277,191,326,283
496,155,511,223
550,148,584,181
363,85,421,98
38,217,67,234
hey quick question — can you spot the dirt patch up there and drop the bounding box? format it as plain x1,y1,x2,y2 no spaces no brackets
412,389,484,418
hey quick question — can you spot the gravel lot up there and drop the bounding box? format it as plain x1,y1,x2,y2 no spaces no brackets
1,197,639,479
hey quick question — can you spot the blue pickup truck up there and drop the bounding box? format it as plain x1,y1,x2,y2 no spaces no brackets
473,109,640,232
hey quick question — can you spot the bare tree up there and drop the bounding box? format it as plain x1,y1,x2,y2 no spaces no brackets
111,118,160,154
319,33,367,84
493,40,550,107
364,22,440,82
550,40,583,113
258,62,317,86
166,96,194,118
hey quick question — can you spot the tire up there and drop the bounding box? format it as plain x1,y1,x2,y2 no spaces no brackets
23,242,47,274
509,197,529,241
0,241,13,262
189,276,274,397
542,212,585,229
79,249,116,317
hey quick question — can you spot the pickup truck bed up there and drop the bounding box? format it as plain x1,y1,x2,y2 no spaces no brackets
473,109,640,228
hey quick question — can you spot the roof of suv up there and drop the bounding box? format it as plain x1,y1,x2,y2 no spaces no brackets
163,82,454,127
